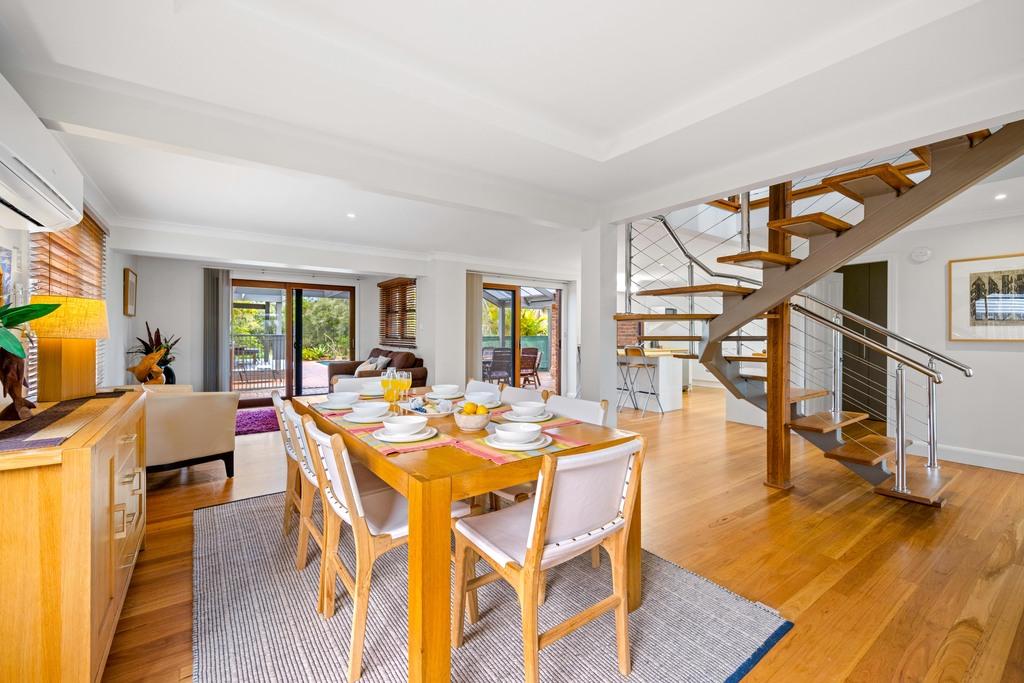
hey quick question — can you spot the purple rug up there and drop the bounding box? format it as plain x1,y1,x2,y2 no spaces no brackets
235,407,279,436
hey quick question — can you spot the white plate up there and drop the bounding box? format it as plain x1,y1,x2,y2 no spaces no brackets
483,433,553,452
372,426,438,443
343,412,391,424
457,398,502,410
320,399,356,410
503,412,554,423
360,389,385,397
425,391,464,401
399,401,456,417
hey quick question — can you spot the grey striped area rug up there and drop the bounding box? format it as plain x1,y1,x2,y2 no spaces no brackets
194,493,791,682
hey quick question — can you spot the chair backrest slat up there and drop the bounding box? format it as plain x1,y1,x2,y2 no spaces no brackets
271,390,296,459
283,402,318,476
466,379,500,398
545,394,607,426
333,376,370,393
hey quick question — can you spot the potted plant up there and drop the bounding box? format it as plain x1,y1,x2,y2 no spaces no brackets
0,301,61,419
129,322,181,384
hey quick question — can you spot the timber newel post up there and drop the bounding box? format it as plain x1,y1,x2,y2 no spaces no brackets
765,182,793,489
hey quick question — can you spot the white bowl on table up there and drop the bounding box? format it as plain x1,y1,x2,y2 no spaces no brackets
431,384,460,398
464,391,498,406
494,422,542,444
351,401,389,418
382,415,428,436
323,391,359,408
510,401,546,418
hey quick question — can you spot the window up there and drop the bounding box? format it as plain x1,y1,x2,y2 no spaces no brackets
29,212,108,392
378,277,416,348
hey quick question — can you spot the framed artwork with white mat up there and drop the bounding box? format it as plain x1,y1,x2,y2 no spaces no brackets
948,252,1024,341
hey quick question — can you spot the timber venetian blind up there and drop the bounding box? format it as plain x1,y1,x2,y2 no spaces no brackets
378,277,416,348
29,212,108,389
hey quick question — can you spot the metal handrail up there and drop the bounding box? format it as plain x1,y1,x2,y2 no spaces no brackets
796,292,972,377
653,215,762,286
792,303,942,383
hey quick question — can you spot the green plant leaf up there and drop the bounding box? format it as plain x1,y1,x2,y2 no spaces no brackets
0,327,26,358
0,303,61,328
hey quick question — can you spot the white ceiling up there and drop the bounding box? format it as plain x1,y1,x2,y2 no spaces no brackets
1,0,1023,268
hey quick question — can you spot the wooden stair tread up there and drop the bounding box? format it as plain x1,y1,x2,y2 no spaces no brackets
825,434,897,466
717,251,801,269
724,355,768,363
613,313,716,321
672,353,698,360
740,373,767,382
767,213,852,238
875,467,959,507
708,198,740,212
789,387,830,403
723,334,768,342
636,284,756,297
638,335,701,342
789,410,869,434
822,163,916,202
966,129,991,146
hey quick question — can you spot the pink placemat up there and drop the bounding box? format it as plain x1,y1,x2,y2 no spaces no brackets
453,428,589,465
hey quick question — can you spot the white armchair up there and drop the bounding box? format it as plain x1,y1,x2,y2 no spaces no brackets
144,387,240,477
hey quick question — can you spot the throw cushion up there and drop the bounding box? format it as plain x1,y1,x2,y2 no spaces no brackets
374,356,392,370
354,360,379,375
388,351,416,369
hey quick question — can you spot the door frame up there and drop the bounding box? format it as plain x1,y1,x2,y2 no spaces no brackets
292,283,357,397
483,283,521,386
231,279,356,407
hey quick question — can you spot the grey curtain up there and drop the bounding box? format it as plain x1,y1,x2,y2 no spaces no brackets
203,268,232,392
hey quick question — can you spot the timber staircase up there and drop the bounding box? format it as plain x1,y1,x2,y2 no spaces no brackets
617,121,1024,507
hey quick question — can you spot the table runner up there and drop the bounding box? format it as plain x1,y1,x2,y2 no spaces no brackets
311,401,590,462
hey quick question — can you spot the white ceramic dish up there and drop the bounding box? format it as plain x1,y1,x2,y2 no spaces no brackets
464,391,499,406
510,401,546,418
431,384,460,397
349,401,389,418
425,391,464,401
493,422,542,444
503,412,554,423
399,401,455,417
456,398,501,410
372,426,438,444
322,392,359,408
483,433,552,452
382,415,428,436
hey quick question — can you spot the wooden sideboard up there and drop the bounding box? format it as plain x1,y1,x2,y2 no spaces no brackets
0,391,146,682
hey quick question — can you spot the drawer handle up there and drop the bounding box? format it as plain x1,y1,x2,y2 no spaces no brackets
126,511,137,526
120,468,144,493
113,503,127,539
132,467,144,494
119,434,138,445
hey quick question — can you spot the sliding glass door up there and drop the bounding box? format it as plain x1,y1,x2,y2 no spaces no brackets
480,283,561,393
230,280,355,404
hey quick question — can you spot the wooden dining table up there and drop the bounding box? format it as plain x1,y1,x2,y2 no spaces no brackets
293,389,644,682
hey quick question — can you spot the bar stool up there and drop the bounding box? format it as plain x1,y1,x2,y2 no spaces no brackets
617,345,664,417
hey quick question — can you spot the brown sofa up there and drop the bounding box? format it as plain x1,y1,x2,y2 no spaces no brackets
327,348,429,390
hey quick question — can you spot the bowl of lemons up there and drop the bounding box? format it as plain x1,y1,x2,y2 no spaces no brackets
454,401,491,431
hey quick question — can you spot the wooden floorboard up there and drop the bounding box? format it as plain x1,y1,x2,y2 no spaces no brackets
103,389,1024,682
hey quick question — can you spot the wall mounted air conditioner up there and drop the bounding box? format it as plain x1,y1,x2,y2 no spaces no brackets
0,71,82,230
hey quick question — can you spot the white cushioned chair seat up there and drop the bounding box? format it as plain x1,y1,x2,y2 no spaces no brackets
327,488,472,539
491,482,536,503
456,500,623,570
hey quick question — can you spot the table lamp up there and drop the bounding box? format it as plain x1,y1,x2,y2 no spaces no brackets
29,295,109,402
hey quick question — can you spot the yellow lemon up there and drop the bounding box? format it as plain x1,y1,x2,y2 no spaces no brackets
462,402,477,414
475,405,489,416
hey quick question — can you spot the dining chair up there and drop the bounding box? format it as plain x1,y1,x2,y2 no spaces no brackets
272,391,301,536
452,438,647,683
301,416,474,683
519,348,541,388
466,378,501,400
617,345,664,416
489,348,514,385
282,402,329,571
493,394,611,570
333,376,371,393
500,384,545,405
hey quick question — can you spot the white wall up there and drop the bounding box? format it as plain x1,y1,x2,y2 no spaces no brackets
857,215,1024,472
104,249,138,385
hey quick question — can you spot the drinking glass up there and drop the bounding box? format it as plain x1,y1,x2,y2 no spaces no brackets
399,371,412,401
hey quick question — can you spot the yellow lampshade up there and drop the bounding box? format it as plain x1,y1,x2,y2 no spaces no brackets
28,295,110,340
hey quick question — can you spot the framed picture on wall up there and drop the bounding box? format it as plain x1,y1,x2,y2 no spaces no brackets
123,267,138,317
948,252,1024,341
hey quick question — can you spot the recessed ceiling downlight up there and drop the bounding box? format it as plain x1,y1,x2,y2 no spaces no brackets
994,194,1007,201
346,212,357,219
